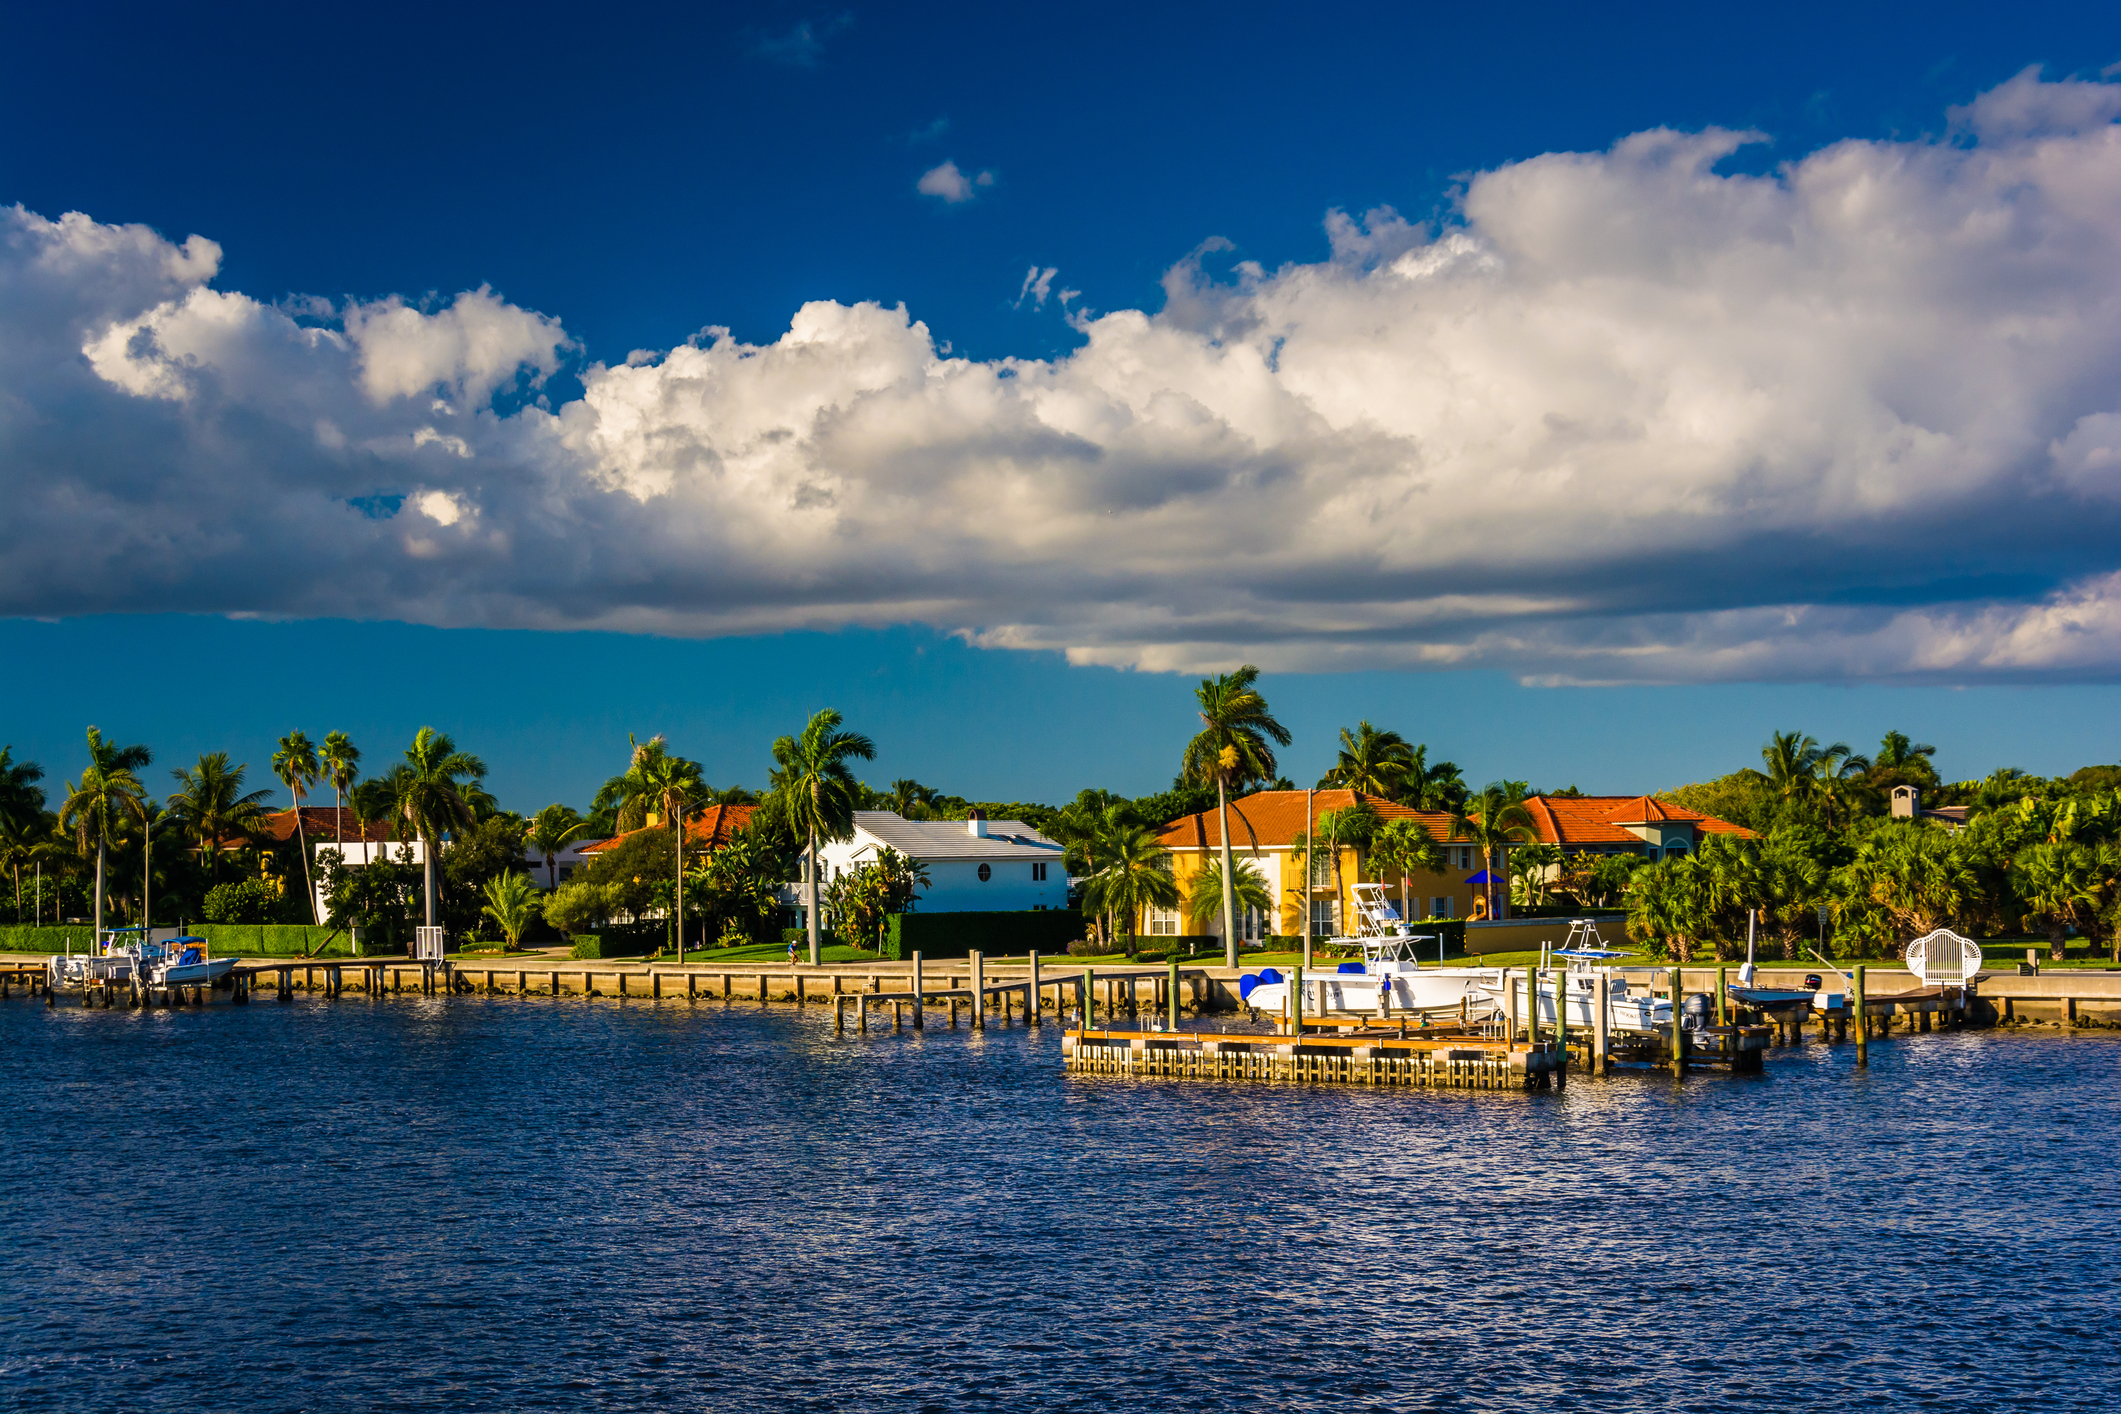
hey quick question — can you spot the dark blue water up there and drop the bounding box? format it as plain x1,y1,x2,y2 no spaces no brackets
3,994,2116,1412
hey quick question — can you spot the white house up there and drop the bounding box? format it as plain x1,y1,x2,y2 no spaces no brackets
803,810,1068,917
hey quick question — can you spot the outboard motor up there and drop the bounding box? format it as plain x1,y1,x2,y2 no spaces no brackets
1681,992,1715,1033
1803,973,1822,992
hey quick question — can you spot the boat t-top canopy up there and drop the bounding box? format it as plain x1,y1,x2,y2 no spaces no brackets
1553,947,1630,959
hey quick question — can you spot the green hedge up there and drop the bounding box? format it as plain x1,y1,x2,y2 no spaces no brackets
0,923,356,956
0,926,102,955
879,910,1085,961
570,925,664,959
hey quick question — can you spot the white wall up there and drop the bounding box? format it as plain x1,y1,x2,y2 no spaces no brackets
811,837,1068,914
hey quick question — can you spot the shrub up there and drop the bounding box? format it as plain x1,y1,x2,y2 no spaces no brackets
203,879,281,925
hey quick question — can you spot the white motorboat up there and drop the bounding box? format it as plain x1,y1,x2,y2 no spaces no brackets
1240,883,1500,1020
152,938,235,988
47,927,151,989
1473,920,1673,1035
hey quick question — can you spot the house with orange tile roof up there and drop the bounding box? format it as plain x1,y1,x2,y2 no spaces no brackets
1152,790,1482,942
1150,790,1752,943
573,803,757,884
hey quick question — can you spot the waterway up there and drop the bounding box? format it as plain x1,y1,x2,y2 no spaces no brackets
2,996,2117,1411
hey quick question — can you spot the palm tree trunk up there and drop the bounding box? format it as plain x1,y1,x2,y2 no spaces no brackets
94,838,105,939
1218,776,1238,969
293,802,317,925
422,830,437,928
674,811,684,960
806,825,821,966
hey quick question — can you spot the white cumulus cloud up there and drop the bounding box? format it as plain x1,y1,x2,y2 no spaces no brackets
9,70,2121,683
917,160,994,204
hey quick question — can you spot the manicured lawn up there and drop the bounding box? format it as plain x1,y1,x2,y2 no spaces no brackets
659,942,883,965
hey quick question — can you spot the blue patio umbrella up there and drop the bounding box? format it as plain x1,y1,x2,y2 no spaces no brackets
1463,870,1503,885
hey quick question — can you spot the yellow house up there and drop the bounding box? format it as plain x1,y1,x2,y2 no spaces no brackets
1148,790,1480,943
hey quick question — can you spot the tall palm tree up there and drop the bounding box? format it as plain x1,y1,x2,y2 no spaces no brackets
393,728,488,929
1186,857,1272,934
167,752,274,887
59,727,153,939
1318,722,1416,798
1450,784,1537,922
524,804,588,889
1760,731,1844,812
602,735,706,955
1369,817,1445,928
0,745,46,823
1292,802,1380,942
1180,666,1292,969
1051,798,1141,949
274,730,322,924
769,709,876,965
1080,822,1179,958
0,811,66,922
321,732,361,842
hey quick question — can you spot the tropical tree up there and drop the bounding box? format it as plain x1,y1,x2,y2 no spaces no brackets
0,811,66,922
1450,784,1537,921
833,847,933,954
1291,801,1380,942
0,746,46,824
1318,721,1416,798
1369,817,1446,925
1831,824,1980,948
1179,665,1291,969
524,804,588,889
480,871,543,949
1079,822,1179,958
1870,730,1940,792
274,730,322,924
883,779,942,819
1402,752,1469,813
1508,842,1563,911
1051,799,1142,949
1818,747,1875,831
166,752,274,887
392,728,487,929
1186,857,1272,935
769,709,876,965
2011,840,2121,962
58,727,153,938
321,732,361,842
598,735,707,954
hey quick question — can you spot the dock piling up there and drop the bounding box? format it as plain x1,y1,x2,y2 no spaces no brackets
1669,966,1685,1077
1854,965,1868,1068
1167,959,1180,1031
1028,952,1042,1026
970,950,985,1030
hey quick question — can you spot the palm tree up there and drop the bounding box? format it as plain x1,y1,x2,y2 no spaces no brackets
1760,731,1844,813
1180,666,1292,969
321,732,361,842
1080,822,1179,957
0,745,46,823
1369,817,1445,928
1818,746,1875,831
884,778,942,819
1293,802,1381,943
602,735,708,955
58,727,153,939
524,804,588,888
1450,784,1537,922
480,872,544,949
393,728,488,929
769,710,876,965
167,752,274,886
0,811,66,922
1318,722,1416,798
1051,798,1142,949
1186,857,1272,935
1872,730,1939,788
274,730,322,924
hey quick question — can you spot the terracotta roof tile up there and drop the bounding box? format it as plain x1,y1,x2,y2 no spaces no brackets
1154,790,1466,850
578,804,757,856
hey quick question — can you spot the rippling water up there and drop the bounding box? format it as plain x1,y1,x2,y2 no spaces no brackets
3,993,2117,1412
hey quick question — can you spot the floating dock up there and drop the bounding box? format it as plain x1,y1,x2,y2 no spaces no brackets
1064,1026,1566,1088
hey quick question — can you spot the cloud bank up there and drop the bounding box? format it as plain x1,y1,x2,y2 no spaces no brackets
9,69,2121,684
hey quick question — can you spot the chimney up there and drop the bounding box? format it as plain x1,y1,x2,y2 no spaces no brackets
1890,786,1918,819
967,809,988,838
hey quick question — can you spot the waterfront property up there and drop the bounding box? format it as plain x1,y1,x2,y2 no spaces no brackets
1150,790,1755,945
802,811,1068,919
572,803,754,881
1152,790,1477,943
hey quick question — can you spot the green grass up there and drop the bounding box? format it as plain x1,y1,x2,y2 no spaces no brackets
655,942,884,965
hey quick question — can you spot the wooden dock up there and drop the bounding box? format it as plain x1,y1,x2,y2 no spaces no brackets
1064,1026,1566,1089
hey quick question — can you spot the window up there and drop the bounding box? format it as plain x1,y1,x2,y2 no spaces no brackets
1032,861,1047,881
977,863,992,882
1308,849,1333,887
1241,904,1265,941
1147,903,1180,935
1432,896,1454,920
1309,898,1339,936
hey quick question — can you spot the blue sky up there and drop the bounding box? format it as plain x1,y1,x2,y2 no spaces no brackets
3,3,2121,808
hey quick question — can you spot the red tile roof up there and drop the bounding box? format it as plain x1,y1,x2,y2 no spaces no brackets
1156,790,1750,851
578,804,757,856
259,807,396,845
1517,795,1752,844
1155,790,1467,850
